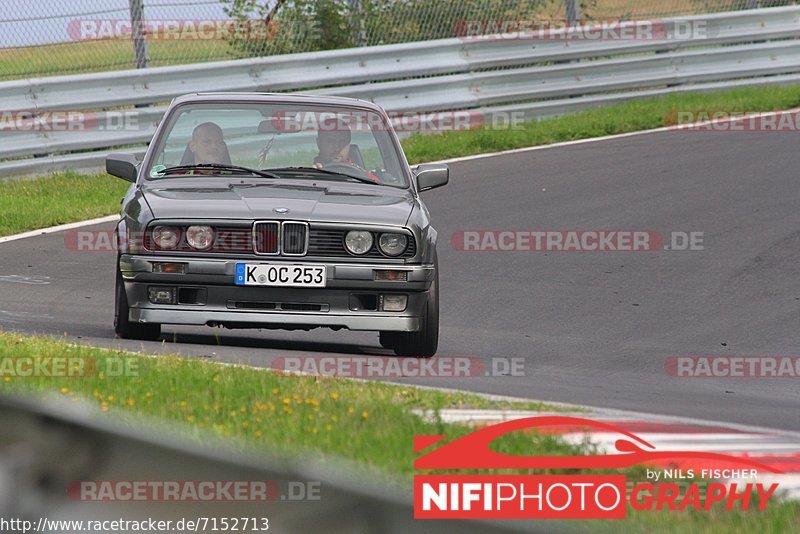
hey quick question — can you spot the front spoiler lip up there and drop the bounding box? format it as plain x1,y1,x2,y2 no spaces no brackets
120,254,435,284
129,308,421,332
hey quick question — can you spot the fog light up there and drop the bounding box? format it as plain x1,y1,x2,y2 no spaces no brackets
380,294,407,312
151,262,186,274
349,294,378,311
148,286,177,304
374,270,408,281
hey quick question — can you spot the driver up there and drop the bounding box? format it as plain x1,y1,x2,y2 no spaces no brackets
313,121,352,167
312,120,380,182
189,122,228,164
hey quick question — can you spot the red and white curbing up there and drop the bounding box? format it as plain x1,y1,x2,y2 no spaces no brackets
424,409,800,500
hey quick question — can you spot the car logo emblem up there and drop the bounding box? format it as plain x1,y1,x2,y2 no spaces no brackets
273,207,289,214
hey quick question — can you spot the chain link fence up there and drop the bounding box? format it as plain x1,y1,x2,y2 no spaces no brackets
0,0,797,81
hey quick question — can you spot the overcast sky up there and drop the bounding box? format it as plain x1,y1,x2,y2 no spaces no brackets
0,0,231,47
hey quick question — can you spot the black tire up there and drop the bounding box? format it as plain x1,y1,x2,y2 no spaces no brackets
378,331,401,350
115,270,161,341
382,256,439,358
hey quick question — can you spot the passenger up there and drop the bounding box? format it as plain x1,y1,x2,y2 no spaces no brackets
189,122,229,165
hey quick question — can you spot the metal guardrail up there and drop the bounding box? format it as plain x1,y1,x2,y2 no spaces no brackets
1,6,800,177
0,394,529,533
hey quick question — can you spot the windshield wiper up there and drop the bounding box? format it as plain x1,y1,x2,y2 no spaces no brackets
158,164,281,180
264,166,381,186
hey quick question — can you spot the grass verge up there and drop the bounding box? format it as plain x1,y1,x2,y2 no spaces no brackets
0,39,236,81
0,171,129,236
401,84,800,164
4,85,800,238
0,332,798,532
0,331,569,479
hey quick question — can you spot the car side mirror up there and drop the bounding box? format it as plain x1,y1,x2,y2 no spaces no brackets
414,163,449,192
106,153,139,183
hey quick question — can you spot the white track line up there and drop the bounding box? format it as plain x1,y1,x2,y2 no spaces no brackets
427,126,676,165
0,215,118,245
559,433,800,454
425,107,800,165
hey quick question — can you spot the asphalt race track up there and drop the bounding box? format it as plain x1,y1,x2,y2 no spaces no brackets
2,128,799,431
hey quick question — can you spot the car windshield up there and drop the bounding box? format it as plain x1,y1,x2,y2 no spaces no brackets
147,102,410,188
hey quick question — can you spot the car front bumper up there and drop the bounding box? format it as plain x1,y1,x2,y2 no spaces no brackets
120,254,435,332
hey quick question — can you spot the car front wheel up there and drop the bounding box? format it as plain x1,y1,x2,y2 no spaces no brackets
380,257,439,358
115,270,161,341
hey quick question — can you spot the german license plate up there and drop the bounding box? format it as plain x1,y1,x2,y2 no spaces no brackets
235,264,326,287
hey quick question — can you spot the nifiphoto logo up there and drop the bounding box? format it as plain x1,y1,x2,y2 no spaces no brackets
414,417,781,519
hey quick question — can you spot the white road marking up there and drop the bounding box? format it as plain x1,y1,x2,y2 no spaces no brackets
425,107,800,165
559,432,800,454
0,215,118,246
0,275,51,285
0,310,55,323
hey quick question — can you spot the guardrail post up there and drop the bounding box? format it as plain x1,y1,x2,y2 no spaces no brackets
566,0,581,25
348,0,366,46
129,0,149,69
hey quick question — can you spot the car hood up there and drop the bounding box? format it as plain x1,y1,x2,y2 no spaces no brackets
141,180,415,227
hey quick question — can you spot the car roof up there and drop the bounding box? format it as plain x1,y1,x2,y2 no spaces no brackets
171,92,386,113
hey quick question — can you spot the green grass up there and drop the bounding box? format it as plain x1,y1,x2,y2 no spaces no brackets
0,171,130,236
401,84,800,164
4,84,800,241
0,332,575,479
0,332,798,531
0,39,236,81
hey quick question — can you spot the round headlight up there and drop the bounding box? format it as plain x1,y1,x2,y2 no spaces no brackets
344,230,374,255
152,226,180,250
186,225,215,251
378,233,408,256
